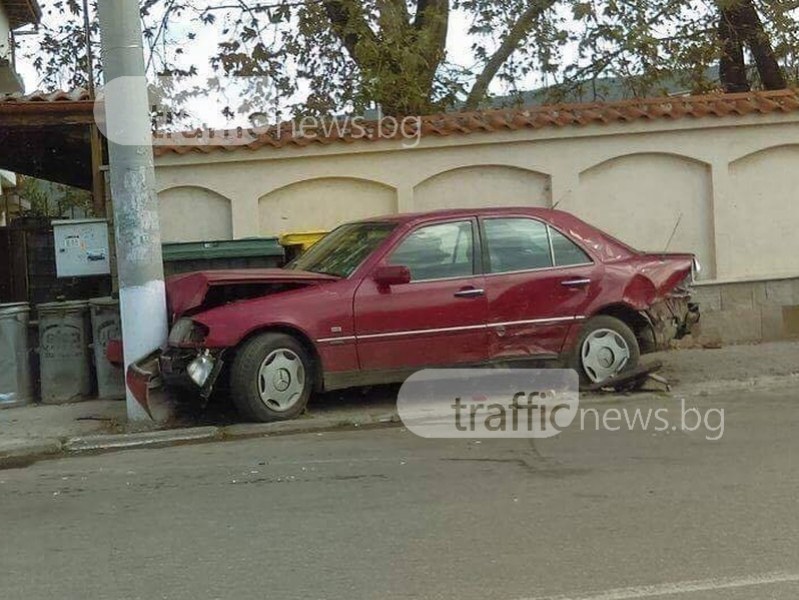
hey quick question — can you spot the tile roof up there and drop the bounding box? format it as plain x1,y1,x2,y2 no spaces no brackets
0,88,92,103
153,89,799,157
3,88,797,154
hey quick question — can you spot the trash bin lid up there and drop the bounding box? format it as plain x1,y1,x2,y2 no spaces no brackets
278,231,328,250
162,238,284,262
89,296,119,308
0,302,30,317
37,300,90,315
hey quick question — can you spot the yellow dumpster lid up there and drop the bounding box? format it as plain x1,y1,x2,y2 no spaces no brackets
278,231,328,247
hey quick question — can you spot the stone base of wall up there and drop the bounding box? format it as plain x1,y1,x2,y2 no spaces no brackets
678,277,799,347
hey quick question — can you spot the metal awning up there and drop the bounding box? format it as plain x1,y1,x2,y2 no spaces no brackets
4,0,42,29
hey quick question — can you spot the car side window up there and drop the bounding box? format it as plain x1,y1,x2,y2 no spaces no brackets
387,221,474,281
549,227,592,266
484,218,553,273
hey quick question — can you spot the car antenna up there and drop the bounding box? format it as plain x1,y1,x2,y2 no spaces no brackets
663,212,683,254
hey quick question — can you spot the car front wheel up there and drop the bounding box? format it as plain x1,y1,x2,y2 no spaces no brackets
572,316,640,387
230,332,313,422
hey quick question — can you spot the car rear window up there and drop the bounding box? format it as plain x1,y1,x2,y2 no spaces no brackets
550,228,592,266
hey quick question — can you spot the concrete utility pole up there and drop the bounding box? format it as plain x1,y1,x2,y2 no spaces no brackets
98,0,168,422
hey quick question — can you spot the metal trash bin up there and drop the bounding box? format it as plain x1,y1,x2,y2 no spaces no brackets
89,297,125,400
37,300,92,404
0,302,33,408
162,238,285,275
278,231,328,262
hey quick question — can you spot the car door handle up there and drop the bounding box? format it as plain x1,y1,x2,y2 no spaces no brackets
454,288,485,298
561,278,591,288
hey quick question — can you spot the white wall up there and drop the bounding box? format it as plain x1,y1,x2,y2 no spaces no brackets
727,145,799,278
155,109,799,282
414,165,550,211
258,178,396,235
158,186,233,243
575,154,715,278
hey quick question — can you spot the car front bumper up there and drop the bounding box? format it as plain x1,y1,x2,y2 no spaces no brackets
127,347,225,417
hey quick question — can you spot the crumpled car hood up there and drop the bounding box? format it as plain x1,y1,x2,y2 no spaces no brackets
166,268,338,320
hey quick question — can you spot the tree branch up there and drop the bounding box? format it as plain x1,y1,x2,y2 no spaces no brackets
464,0,557,111
413,0,448,31
717,0,786,91
322,0,377,58
377,0,410,28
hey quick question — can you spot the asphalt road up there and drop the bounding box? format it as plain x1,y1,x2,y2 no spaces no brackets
1,383,798,600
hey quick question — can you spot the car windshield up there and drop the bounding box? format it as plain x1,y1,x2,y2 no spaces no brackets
286,221,397,278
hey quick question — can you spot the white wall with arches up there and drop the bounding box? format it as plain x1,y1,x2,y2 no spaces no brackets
573,154,715,278
155,109,799,283
258,178,397,235
157,186,233,243
413,165,551,211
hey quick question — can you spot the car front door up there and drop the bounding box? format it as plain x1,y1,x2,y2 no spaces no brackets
353,219,489,372
480,216,599,361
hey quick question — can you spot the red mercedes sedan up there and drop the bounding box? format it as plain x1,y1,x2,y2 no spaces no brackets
142,208,699,422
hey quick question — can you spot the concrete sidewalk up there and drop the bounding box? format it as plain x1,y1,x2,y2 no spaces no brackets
2,341,798,465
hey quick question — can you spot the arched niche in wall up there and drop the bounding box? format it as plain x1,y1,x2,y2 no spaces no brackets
727,145,799,278
157,186,233,243
576,153,715,278
413,165,551,211
258,177,397,235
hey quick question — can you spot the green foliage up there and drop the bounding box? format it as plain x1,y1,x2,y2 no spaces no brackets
18,0,799,118
17,176,93,219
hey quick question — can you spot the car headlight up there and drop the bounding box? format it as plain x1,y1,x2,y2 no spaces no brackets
187,350,215,387
168,318,209,346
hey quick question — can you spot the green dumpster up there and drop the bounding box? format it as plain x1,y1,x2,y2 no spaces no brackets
162,238,286,276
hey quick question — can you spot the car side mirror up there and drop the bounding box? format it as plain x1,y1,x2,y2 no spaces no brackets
374,265,411,287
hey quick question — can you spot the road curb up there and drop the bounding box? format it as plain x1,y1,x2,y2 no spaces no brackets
0,438,63,468
222,412,401,440
1,412,402,467
64,426,221,453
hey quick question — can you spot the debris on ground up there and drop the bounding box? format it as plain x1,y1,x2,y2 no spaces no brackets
585,361,668,393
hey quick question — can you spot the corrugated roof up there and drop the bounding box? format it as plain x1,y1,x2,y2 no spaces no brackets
153,89,799,157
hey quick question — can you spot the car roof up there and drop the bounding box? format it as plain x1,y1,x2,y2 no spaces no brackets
355,206,640,262
359,206,559,224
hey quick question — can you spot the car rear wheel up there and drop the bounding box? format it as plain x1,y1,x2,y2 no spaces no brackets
230,332,313,422
573,316,640,387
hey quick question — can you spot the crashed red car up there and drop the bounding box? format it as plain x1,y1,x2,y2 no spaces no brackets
135,208,699,422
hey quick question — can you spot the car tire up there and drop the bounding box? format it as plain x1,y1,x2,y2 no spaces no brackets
571,316,640,387
230,332,313,422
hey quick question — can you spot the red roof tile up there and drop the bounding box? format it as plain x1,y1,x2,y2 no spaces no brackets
154,89,799,157
3,88,796,154
0,89,92,103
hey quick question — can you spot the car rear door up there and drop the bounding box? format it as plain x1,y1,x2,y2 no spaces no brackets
353,218,489,372
479,216,599,361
